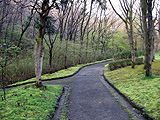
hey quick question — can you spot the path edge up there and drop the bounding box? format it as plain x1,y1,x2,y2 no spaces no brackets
52,85,70,120
5,60,111,89
102,72,155,120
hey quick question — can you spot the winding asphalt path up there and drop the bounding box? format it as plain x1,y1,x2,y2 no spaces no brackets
44,62,131,120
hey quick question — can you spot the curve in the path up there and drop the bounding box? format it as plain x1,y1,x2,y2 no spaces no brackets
45,61,132,120
67,62,131,120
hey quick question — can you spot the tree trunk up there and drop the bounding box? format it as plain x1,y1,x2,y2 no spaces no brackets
35,17,45,86
59,17,64,42
35,35,45,86
135,38,137,51
152,37,155,61
112,32,115,61
1,66,6,100
79,39,83,64
0,22,3,38
141,0,148,69
129,7,135,68
10,15,17,42
85,31,90,63
65,39,68,69
34,0,50,86
126,22,135,68
90,31,95,62
35,41,41,85
145,0,153,77
103,41,107,59
4,15,12,44
49,47,53,73
141,0,153,77
48,33,53,73
73,28,77,66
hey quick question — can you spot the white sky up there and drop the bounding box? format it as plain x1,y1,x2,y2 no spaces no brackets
108,0,159,17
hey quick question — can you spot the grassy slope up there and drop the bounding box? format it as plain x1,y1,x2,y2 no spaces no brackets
10,66,82,86
104,54,160,119
0,85,63,120
10,59,109,86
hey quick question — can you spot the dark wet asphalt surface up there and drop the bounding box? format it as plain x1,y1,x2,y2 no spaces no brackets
44,62,131,120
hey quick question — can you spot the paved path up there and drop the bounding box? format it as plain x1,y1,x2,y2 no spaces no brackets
44,62,131,120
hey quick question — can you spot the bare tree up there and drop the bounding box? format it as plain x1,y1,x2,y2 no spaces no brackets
44,16,58,73
79,0,94,64
109,0,136,68
0,0,11,38
17,1,36,47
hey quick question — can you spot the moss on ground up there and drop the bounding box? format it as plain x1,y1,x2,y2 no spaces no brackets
0,85,63,120
104,60,160,119
154,52,160,60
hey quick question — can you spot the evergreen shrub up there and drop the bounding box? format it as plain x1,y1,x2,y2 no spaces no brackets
108,58,143,70
114,50,143,59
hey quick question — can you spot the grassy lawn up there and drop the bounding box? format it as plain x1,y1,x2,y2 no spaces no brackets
104,58,160,119
9,59,110,86
0,85,63,120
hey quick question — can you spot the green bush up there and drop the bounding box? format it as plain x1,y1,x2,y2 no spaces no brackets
114,50,143,59
108,58,143,71
135,58,143,65
137,50,144,56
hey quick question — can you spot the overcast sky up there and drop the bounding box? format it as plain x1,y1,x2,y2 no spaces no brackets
108,0,159,16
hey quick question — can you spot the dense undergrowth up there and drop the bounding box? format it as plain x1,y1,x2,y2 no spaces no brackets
0,85,63,120
104,55,160,119
0,42,111,86
9,59,109,86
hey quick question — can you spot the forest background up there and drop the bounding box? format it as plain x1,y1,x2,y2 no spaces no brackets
0,0,160,87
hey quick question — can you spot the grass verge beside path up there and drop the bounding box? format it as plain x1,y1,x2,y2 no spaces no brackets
104,60,160,119
9,59,110,87
0,85,63,120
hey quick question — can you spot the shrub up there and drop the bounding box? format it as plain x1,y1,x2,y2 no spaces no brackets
135,58,143,65
114,50,143,60
137,50,144,56
108,58,143,71
114,50,131,59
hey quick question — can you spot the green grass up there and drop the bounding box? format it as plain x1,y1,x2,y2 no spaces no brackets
155,52,160,60
100,76,139,120
9,65,83,86
9,59,111,86
0,85,63,120
104,64,109,68
104,60,160,119
0,59,110,119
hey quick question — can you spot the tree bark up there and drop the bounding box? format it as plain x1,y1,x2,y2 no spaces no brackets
145,0,153,77
0,22,3,38
49,46,53,73
85,29,90,63
141,0,148,69
10,14,17,42
35,0,50,86
4,15,12,44
141,0,153,77
1,66,6,100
